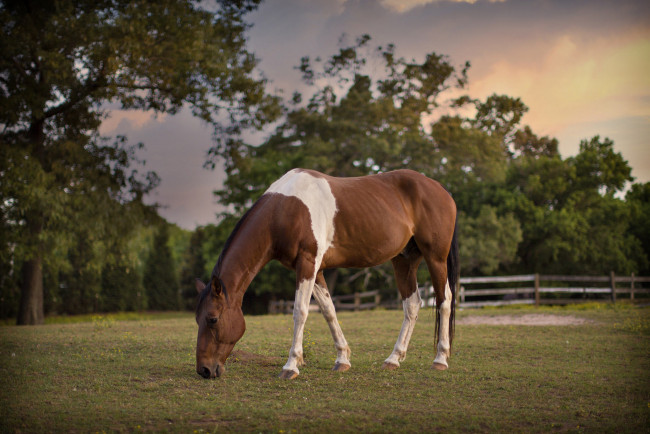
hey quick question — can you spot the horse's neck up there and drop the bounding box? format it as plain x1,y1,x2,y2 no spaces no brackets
218,220,273,303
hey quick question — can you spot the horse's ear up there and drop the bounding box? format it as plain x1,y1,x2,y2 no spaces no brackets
210,277,222,296
195,278,206,294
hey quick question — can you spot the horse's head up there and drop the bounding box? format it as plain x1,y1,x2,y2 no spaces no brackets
194,278,245,379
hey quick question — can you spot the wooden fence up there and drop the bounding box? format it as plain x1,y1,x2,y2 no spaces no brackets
269,273,649,313
447,273,650,308
268,290,380,314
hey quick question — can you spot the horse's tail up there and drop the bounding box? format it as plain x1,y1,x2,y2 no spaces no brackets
446,217,459,347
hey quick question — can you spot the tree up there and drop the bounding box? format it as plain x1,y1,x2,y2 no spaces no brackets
101,260,145,312
570,136,632,195
179,227,208,310
504,137,643,274
0,0,279,324
458,206,522,275
626,183,650,275
216,34,469,212
206,34,647,308
211,35,474,297
144,224,178,310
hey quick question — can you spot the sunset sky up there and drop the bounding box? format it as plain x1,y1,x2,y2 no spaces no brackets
100,0,650,229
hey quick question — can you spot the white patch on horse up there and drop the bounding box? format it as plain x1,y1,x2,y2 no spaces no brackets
265,169,337,272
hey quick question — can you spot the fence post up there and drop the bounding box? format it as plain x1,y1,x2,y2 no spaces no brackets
630,273,635,301
374,291,381,307
354,292,361,311
610,271,616,303
534,273,540,306
460,286,465,304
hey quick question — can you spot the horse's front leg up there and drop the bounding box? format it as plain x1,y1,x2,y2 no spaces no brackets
280,260,317,379
312,271,351,372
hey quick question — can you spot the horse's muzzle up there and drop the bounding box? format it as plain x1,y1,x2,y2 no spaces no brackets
197,364,224,379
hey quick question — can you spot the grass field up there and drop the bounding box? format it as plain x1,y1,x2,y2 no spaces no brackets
1,304,648,432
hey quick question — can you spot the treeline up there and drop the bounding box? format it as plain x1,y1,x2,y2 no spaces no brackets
1,0,648,322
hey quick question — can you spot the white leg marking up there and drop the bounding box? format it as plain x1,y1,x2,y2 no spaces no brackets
312,283,351,367
433,280,452,368
384,289,421,367
283,277,315,375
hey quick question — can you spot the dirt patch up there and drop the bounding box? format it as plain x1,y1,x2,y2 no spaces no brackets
457,314,595,326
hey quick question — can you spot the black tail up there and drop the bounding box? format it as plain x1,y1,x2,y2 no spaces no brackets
446,218,459,347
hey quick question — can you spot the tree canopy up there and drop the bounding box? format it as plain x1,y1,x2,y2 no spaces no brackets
207,34,646,303
0,0,279,324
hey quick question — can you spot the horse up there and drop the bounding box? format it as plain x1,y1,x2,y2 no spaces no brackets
195,168,459,379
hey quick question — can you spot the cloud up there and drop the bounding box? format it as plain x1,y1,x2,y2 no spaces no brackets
380,0,505,13
100,107,225,229
99,110,167,135
470,31,650,136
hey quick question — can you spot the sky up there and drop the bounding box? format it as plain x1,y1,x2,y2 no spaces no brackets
100,0,650,229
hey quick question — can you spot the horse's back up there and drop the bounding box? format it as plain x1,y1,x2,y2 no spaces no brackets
325,169,454,227
321,169,456,268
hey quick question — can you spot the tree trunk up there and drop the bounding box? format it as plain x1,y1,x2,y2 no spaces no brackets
17,253,44,325
16,120,47,325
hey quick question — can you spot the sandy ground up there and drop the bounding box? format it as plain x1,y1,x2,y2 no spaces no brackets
456,314,595,326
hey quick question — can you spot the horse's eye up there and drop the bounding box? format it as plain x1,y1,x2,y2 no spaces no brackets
207,317,218,326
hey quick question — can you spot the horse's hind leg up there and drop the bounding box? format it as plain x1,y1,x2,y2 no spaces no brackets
383,254,422,370
424,257,453,370
313,271,351,372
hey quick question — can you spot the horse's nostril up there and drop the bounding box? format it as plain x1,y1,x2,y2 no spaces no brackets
198,366,212,379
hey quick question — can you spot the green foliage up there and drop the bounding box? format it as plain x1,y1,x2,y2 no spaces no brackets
570,136,633,194
179,227,208,310
101,261,146,312
504,136,643,275
626,183,650,275
459,206,522,275
144,224,179,310
204,34,648,305
210,35,473,298
0,0,278,321
215,34,467,212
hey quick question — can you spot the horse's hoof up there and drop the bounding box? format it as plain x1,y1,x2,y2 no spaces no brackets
279,369,299,380
332,363,351,372
381,362,399,370
432,362,448,371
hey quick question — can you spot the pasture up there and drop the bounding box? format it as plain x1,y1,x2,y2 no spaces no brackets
1,305,648,432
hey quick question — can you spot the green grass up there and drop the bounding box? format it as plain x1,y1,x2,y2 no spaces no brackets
1,306,648,432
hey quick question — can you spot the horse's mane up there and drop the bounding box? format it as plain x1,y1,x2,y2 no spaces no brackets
212,197,267,278
197,197,267,313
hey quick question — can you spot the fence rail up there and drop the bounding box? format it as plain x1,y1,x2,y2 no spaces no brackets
269,290,380,314
268,273,649,313
451,272,650,308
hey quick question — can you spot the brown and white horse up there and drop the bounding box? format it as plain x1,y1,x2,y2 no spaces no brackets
195,168,459,379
